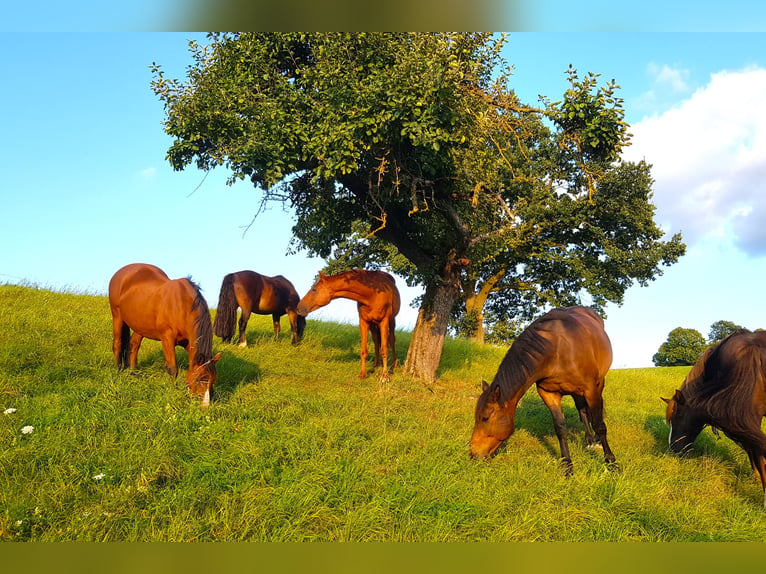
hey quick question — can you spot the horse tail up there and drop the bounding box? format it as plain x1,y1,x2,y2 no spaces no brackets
213,273,238,341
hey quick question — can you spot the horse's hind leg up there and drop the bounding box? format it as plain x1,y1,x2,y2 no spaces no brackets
237,308,251,348
573,395,598,447
112,316,130,370
537,388,573,476
128,332,144,371
585,385,617,467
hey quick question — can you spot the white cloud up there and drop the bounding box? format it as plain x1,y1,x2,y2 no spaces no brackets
623,67,766,255
138,167,157,181
647,62,691,93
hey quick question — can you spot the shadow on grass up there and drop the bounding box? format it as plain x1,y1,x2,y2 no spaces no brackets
644,414,740,466
485,393,613,471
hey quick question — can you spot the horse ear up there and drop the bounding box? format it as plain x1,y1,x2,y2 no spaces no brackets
673,389,685,405
481,380,489,392
661,397,671,405
318,271,326,279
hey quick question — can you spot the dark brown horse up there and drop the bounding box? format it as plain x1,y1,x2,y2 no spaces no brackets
108,263,221,408
213,270,306,347
297,269,400,380
663,329,766,506
470,306,615,475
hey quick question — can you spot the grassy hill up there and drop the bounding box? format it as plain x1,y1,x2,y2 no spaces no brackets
2,284,766,541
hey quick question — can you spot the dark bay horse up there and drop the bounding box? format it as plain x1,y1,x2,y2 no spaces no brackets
297,269,400,380
213,270,306,347
470,306,615,475
663,329,766,506
108,263,221,408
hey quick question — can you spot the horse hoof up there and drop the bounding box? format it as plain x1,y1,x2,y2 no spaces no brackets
606,461,621,474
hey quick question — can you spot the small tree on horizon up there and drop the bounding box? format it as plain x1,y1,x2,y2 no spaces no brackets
653,327,707,367
708,320,744,344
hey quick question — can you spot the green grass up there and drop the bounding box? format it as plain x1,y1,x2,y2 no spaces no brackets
3,284,766,541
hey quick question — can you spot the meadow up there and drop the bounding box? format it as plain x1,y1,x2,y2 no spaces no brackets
2,284,766,541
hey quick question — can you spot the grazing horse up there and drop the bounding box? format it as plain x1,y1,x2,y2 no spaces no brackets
297,269,400,380
108,263,221,408
469,306,615,475
663,329,766,506
213,270,306,347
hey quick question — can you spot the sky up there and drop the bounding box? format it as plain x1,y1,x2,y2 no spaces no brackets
3,32,766,369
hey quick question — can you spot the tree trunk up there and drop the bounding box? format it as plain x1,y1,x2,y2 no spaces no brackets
465,294,486,345
403,280,459,382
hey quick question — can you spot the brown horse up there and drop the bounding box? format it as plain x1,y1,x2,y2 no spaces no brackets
297,269,400,380
108,263,221,408
663,329,766,506
213,270,306,347
469,306,615,475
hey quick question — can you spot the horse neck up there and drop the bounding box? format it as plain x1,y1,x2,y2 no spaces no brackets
325,275,376,304
492,364,536,411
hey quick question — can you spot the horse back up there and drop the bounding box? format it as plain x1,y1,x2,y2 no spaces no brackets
519,307,612,393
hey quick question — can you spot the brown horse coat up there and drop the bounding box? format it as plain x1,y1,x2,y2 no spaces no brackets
213,270,305,346
470,306,614,474
108,263,220,407
297,269,400,380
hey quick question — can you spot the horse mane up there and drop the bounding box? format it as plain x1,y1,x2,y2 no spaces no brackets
186,277,214,362
683,329,766,447
491,313,554,405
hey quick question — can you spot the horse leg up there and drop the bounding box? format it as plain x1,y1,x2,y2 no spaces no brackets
287,310,299,345
272,313,281,341
237,307,251,348
376,318,392,381
128,332,143,371
573,394,598,447
370,323,382,368
585,386,617,467
160,338,178,379
537,387,573,476
390,319,397,368
358,318,370,379
112,317,130,370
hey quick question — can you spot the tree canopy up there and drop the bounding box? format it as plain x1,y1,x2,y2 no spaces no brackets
152,32,685,380
653,327,707,367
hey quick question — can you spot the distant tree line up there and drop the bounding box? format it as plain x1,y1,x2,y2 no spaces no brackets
652,320,752,367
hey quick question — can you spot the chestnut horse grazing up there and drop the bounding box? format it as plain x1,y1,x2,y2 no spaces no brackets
108,263,221,408
470,306,615,475
663,329,766,506
213,270,306,347
297,270,400,380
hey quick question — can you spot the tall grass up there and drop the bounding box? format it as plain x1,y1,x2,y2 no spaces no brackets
2,284,766,540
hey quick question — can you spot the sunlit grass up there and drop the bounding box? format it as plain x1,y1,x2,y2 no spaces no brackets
2,284,766,540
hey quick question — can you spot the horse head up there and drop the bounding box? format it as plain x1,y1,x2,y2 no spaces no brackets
186,352,222,409
469,380,515,460
662,389,705,454
297,272,332,316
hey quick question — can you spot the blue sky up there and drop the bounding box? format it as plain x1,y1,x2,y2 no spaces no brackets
3,32,766,368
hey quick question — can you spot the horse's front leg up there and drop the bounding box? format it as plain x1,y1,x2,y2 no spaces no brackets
537,387,573,476
272,313,281,341
358,318,370,379
160,338,179,379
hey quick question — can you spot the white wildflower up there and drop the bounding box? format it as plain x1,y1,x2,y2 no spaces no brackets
92,473,105,481
3,408,17,415
20,425,34,435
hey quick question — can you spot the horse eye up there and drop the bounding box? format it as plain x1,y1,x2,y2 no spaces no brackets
481,415,490,423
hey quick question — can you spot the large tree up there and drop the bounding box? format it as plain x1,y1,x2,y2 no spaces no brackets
152,33,684,380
